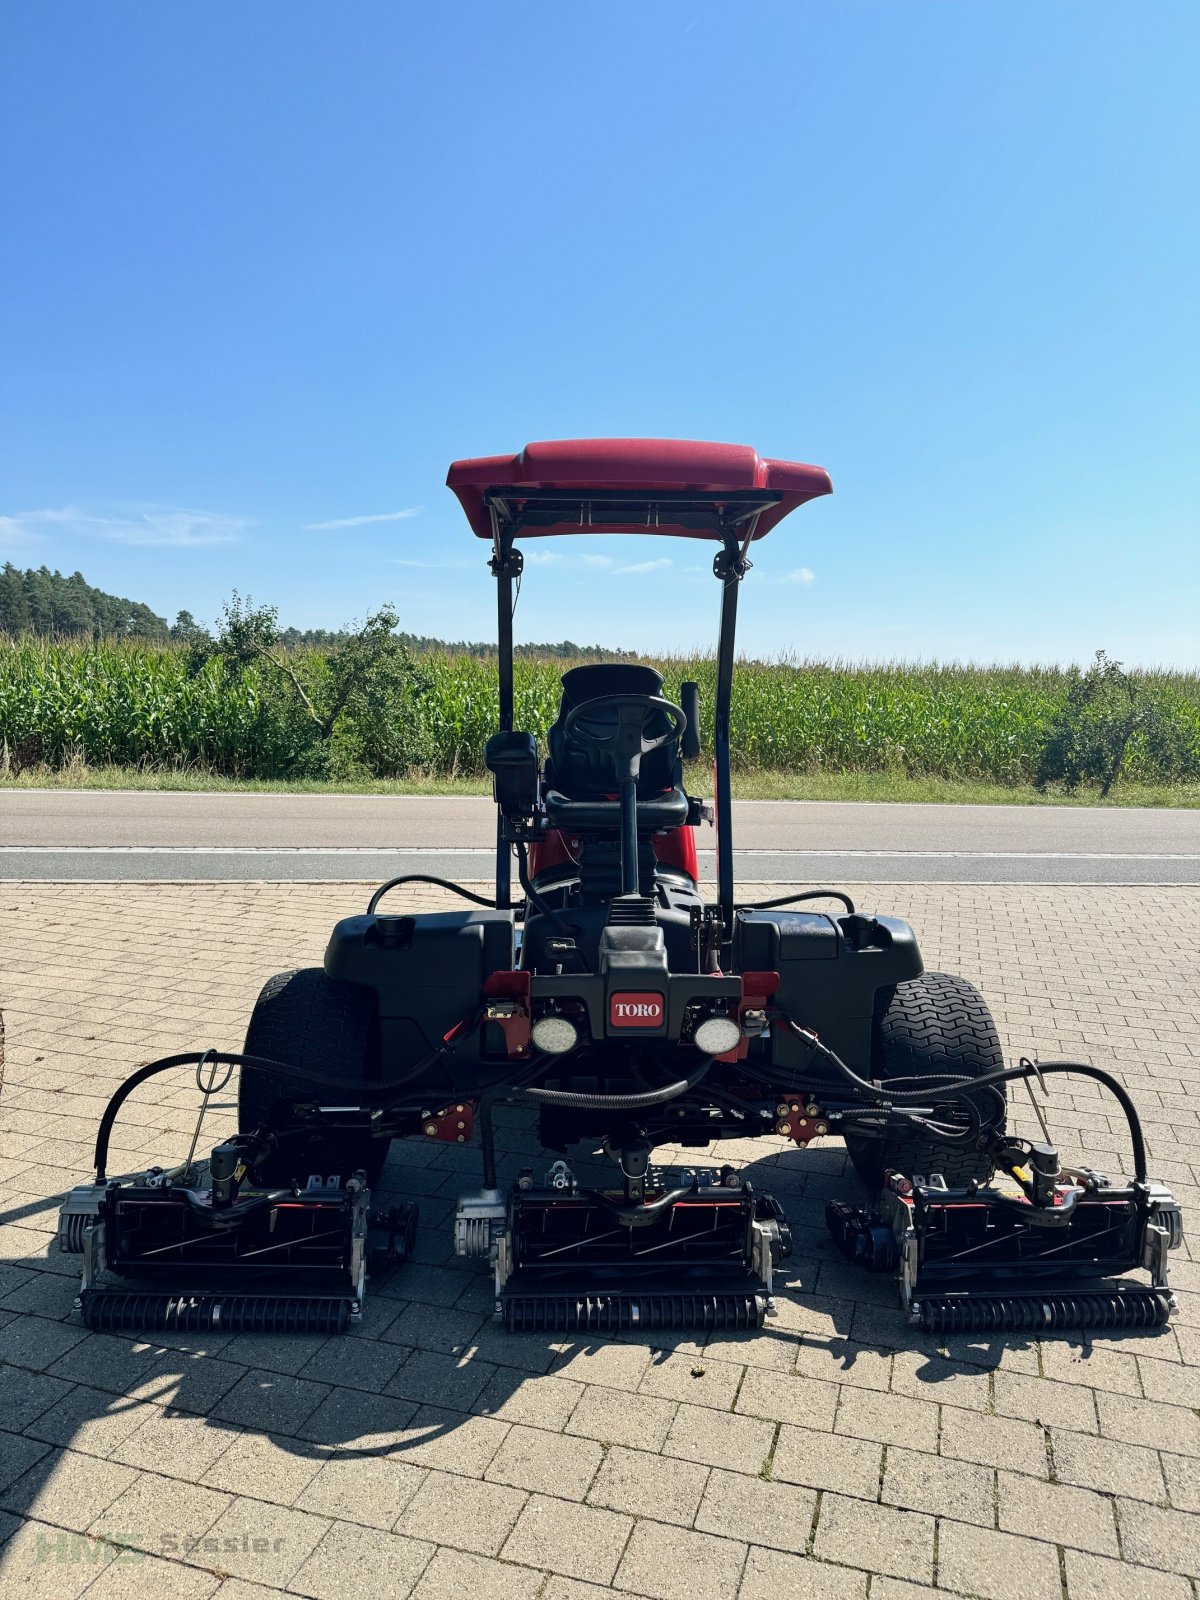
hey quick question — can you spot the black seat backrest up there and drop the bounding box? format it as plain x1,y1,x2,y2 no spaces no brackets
545,663,682,798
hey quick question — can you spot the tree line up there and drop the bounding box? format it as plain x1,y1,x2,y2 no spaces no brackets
0,564,628,658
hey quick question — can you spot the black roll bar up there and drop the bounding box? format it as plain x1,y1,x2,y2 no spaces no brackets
489,514,523,910
713,533,750,943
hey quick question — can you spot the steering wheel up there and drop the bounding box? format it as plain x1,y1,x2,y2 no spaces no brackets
564,693,688,786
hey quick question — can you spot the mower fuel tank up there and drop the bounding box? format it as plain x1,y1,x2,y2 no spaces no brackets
735,910,922,1076
325,910,515,1074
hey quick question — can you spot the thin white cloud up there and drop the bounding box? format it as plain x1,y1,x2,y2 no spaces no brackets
782,567,816,585
581,554,614,569
0,505,247,548
0,516,33,550
523,550,562,565
306,507,422,530
388,558,472,571
614,557,672,575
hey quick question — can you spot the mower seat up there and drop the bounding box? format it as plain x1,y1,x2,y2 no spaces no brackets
545,663,681,799
543,785,690,833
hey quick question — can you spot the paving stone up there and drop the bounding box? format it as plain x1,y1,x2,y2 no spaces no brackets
296,1335,409,1392
295,1453,427,1528
0,1430,51,1496
412,1546,546,1600
638,1351,745,1410
195,1495,332,1586
1161,1450,1200,1513
289,1519,434,1598
542,1583,624,1600
467,1326,561,1376
739,1547,868,1600
297,1387,417,1452
485,1423,602,1499
795,1336,892,1392
1063,1549,1194,1600
552,1339,654,1390
501,1493,633,1584
211,1582,293,1600
565,1385,677,1451
812,1494,934,1584
937,1521,1064,1600
587,1443,708,1527
473,1370,583,1430
833,1387,939,1452
772,1424,883,1499
90,1471,231,1557
882,1445,994,1526
0,1517,112,1598
1137,1356,1200,1409
696,1467,816,1554
1116,1499,1200,1579
112,1407,239,1480
83,1548,221,1600
0,1313,88,1372
889,1349,991,1410
2,1366,74,1431
24,1385,157,1459
134,1351,249,1415
940,1406,1049,1474
1097,1391,1200,1456
613,1518,747,1600
663,1402,774,1475
398,1471,526,1556
1050,1427,1167,1501
733,1366,838,1430
383,1303,486,1356
219,1333,330,1377
869,1581,968,1600
399,1406,512,1477
43,1333,168,1394
211,1369,330,1435
992,1370,1099,1432
998,1469,1118,1554
0,1445,139,1531
702,1328,795,1373
387,1348,498,1411
199,1430,326,1505
1037,1339,1141,1395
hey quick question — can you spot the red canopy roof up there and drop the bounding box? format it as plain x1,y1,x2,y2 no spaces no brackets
446,439,832,541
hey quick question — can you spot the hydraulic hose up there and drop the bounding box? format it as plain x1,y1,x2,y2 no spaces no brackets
742,889,856,915
516,1055,717,1111
785,1022,1149,1183
368,876,495,914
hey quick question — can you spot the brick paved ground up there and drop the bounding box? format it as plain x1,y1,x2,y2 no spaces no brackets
0,881,1197,1599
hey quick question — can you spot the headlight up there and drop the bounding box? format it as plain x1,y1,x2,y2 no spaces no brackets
531,1014,580,1055
694,1015,742,1055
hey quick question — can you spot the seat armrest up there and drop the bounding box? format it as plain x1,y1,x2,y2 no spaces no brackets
485,731,539,814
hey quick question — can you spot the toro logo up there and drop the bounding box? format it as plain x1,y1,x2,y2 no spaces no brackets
609,992,664,1029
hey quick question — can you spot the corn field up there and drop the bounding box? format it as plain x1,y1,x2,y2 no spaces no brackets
2,636,1198,787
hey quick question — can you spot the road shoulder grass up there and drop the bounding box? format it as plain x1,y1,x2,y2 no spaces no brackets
2,762,1197,808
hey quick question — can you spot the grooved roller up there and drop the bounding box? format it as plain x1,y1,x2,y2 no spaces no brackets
917,1289,1172,1335
80,1292,353,1335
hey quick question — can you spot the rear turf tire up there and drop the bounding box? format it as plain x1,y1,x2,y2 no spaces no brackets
239,967,390,1187
844,970,1005,1190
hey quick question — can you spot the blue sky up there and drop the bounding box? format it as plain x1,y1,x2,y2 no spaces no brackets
2,1,1197,664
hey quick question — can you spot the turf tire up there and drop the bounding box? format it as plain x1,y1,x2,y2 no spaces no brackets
844,969,1004,1190
239,967,389,1187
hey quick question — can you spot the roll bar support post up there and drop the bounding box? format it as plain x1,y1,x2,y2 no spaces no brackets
489,515,523,910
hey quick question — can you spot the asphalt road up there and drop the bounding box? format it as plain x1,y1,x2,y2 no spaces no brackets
2,790,1198,883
